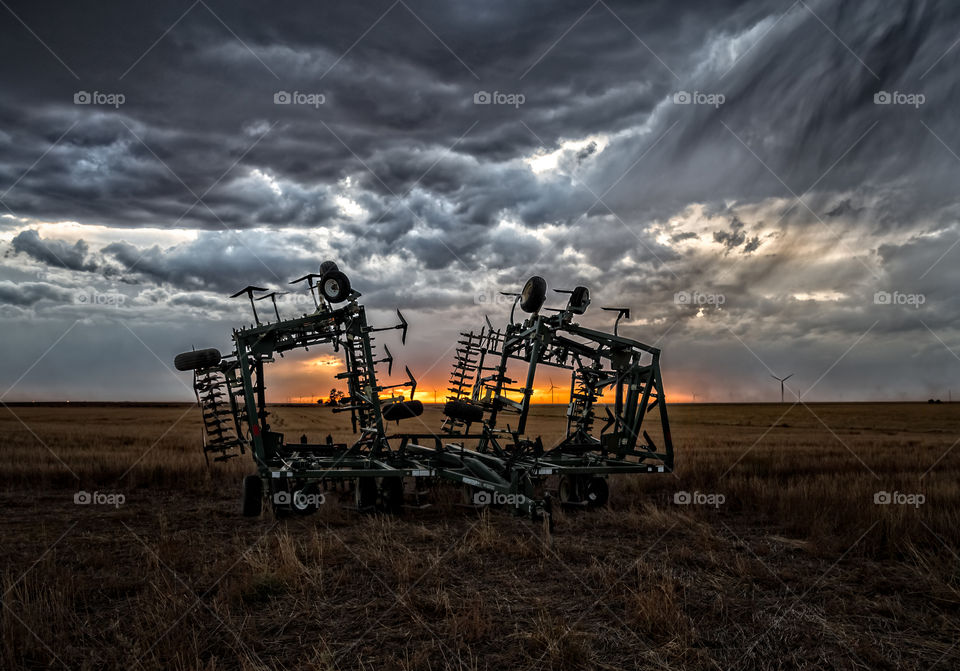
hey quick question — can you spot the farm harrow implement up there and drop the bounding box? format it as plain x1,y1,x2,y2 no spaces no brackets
174,263,673,523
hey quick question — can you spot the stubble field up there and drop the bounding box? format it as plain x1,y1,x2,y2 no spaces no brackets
1,402,959,670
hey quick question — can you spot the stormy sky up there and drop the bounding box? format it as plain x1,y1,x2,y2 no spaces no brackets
1,0,958,402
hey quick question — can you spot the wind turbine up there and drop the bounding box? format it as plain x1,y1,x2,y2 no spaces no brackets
547,378,559,404
771,373,794,404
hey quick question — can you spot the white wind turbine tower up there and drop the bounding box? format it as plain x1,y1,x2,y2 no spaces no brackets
771,373,794,404
548,378,559,404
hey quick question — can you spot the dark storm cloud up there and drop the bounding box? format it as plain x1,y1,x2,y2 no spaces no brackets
2,0,956,240
11,229,98,271
2,0,960,400
0,0,785,229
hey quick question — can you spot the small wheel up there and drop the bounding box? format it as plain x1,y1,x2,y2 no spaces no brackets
519,276,547,313
320,270,351,303
584,477,609,508
319,260,339,275
443,400,484,423
567,286,590,314
174,348,221,371
355,477,377,511
380,477,404,514
557,476,581,504
241,474,263,517
381,400,424,422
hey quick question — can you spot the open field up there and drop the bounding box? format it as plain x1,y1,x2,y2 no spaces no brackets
2,402,959,670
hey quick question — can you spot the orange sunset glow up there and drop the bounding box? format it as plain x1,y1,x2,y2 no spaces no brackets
264,351,687,404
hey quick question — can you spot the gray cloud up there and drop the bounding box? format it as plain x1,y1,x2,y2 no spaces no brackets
0,0,959,400
0,280,73,306
11,229,98,271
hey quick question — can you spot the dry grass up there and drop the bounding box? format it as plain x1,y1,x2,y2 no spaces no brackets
1,402,959,670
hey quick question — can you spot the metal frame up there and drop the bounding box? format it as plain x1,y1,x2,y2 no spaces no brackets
178,268,673,520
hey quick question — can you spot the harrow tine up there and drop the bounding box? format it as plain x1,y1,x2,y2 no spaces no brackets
230,286,268,326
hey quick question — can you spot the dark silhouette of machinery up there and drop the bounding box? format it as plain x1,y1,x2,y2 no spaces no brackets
174,264,673,522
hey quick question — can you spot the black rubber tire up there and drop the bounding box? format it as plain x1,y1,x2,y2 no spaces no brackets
355,477,378,510
380,477,405,514
241,474,263,517
568,286,590,314
319,260,339,275
320,270,351,303
381,399,424,422
443,400,484,423
174,348,221,371
558,476,581,504
519,276,547,313
584,477,609,508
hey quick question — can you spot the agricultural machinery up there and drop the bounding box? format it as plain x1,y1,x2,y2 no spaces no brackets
174,263,674,523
